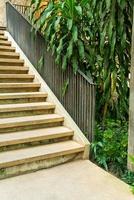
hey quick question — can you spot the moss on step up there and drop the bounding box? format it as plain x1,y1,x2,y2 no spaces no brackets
0,152,83,180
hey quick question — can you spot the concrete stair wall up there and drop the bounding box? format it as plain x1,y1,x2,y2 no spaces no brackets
0,29,89,179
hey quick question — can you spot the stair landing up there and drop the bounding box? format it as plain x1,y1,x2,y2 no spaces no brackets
0,160,133,200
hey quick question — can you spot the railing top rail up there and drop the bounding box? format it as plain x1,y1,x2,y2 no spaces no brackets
8,1,95,86
13,4,30,7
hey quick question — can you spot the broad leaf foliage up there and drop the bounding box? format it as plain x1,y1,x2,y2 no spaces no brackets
30,0,133,120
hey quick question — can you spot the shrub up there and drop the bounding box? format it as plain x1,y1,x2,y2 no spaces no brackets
91,119,128,176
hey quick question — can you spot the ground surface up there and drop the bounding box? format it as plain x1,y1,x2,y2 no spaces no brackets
0,160,133,200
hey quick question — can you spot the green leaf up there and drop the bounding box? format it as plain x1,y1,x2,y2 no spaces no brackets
72,56,78,73
67,39,73,58
75,5,82,16
78,40,85,59
62,78,69,96
67,19,73,31
54,17,61,32
110,31,116,58
72,25,78,42
106,0,111,10
37,56,44,71
62,55,67,71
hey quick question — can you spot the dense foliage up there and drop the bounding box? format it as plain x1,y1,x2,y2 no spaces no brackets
91,120,134,190
30,0,133,120
30,0,134,190
91,119,128,176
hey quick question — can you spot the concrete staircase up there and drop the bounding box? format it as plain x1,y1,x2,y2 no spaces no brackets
0,30,88,179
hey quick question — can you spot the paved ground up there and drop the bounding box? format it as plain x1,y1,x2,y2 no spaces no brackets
0,160,133,200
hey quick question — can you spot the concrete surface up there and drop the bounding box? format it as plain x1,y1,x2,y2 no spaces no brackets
0,160,133,200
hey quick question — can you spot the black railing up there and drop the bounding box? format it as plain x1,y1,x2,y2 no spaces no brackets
6,2,95,141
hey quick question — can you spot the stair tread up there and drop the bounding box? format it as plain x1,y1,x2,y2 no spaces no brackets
0,51,18,55
0,141,84,168
0,41,11,45
0,102,55,111
0,83,41,88
0,114,64,128
0,74,34,78
0,92,47,99
0,46,15,51
0,126,73,145
0,36,8,40
0,31,4,35
0,52,19,56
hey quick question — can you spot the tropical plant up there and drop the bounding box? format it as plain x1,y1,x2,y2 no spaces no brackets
89,0,133,120
91,119,128,176
30,0,91,74
122,157,134,193
30,0,133,120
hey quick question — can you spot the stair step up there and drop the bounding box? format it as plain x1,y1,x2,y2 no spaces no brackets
0,58,24,66
0,92,47,104
0,31,4,36
0,114,64,133
0,52,20,59
0,36,8,41
0,40,11,46
0,92,47,100
0,141,84,168
0,102,55,118
0,127,73,147
0,74,34,83
0,66,29,74
0,26,6,31
0,46,15,52
0,83,41,93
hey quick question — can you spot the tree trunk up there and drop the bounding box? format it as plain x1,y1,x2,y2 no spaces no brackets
128,7,134,171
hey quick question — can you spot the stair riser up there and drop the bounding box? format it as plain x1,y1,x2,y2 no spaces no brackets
0,78,34,83
0,70,28,74
0,109,55,118
0,61,24,66
0,88,40,93
0,152,82,179
0,122,63,133
0,48,15,52
0,55,19,59
0,136,73,152
0,27,6,30
0,38,7,41
0,43,11,46
0,97,47,104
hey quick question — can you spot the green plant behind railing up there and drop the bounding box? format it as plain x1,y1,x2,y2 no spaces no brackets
30,0,133,120
91,119,128,175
